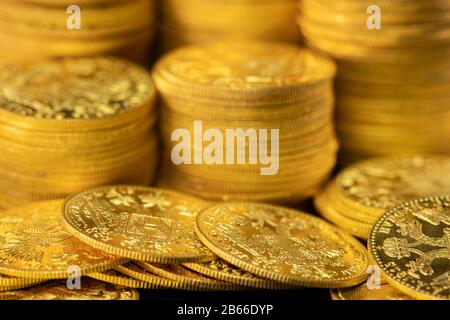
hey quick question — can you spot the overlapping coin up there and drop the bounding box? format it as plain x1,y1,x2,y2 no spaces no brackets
61,186,215,263
0,200,124,279
195,202,369,288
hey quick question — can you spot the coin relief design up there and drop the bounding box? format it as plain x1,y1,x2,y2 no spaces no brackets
195,203,369,287
338,156,450,209
369,196,450,300
0,200,123,279
0,57,154,119
155,42,336,88
0,278,139,300
62,186,214,262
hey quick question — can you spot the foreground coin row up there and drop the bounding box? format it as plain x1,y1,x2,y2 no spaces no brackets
0,180,448,299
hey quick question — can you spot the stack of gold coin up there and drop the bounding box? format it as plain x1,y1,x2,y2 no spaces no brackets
314,155,450,239
299,0,450,165
369,195,450,300
0,57,158,209
0,0,156,66
153,42,338,204
161,0,301,51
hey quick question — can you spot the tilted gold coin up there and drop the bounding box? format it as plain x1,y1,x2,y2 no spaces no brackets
114,262,192,290
137,262,248,291
0,278,139,300
0,273,42,287
0,200,124,279
183,258,295,290
195,202,369,288
369,195,450,300
88,270,155,289
331,282,414,300
61,186,215,263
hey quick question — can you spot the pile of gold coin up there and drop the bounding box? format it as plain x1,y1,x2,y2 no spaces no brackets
154,42,338,204
0,57,158,209
0,0,156,66
161,0,301,51
369,195,450,300
314,155,450,239
0,185,372,298
299,0,450,165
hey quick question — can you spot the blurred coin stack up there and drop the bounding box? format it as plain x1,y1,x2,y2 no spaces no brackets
154,42,338,204
0,57,158,209
299,0,450,165
314,155,450,239
0,0,156,66
161,0,301,51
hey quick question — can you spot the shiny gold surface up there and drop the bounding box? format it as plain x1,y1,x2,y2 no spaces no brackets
62,186,214,263
195,202,369,288
0,200,124,279
0,278,139,300
369,195,450,300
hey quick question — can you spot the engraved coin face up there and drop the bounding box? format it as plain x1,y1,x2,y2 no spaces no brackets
195,202,369,288
0,278,139,300
61,186,214,263
0,200,123,279
369,195,450,300
0,57,154,120
154,42,336,89
337,156,450,210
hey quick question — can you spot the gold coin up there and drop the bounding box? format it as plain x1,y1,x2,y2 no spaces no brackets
331,282,414,300
0,278,139,300
195,202,369,288
0,273,42,287
183,258,296,290
114,263,192,290
368,195,450,300
0,200,124,279
335,155,450,213
314,189,372,239
0,57,155,130
0,282,44,292
153,42,336,96
137,262,248,291
88,270,155,289
61,186,215,263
